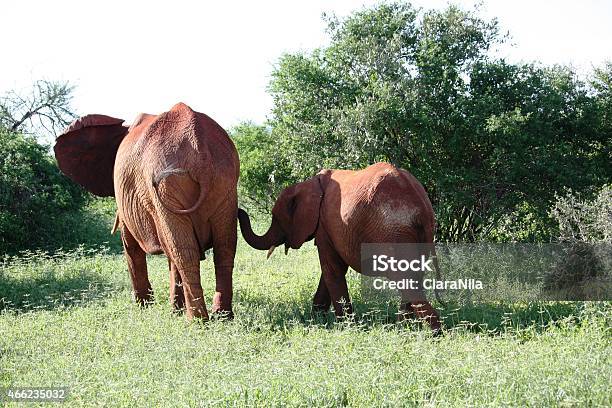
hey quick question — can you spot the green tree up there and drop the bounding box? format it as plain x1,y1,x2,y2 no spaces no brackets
265,1,610,242
590,62,612,148
464,62,610,241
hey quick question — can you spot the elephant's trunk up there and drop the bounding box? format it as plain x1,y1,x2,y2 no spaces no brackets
237,209,284,250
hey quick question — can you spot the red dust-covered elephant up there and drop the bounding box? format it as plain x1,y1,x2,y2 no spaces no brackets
54,103,239,319
237,162,442,333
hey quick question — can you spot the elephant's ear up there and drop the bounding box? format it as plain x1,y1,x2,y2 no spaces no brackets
54,114,129,197
284,177,324,249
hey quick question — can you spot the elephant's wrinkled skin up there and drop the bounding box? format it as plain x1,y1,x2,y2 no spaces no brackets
55,103,239,319
238,162,442,332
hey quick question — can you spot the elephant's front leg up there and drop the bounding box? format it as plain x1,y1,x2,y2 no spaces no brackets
210,209,237,318
312,275,332,313
121,226,153,305
316,231,351,317
168,259,185,311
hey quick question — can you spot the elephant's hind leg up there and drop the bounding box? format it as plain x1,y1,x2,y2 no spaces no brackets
121,226,153,305
210,206,237,318
316,230,351,317
159,222,208,320
398,301,416,321
168,251,207,320
412,302,442,335
400,294,442,335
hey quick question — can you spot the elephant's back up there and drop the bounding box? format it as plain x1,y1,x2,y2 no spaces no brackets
140,104,237,185
195,111,239,182
113,104,238,254
327,163,435,268
117,104,237,196
358,163,433,240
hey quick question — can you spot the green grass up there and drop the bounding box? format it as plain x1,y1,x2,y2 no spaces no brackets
0,211,611,406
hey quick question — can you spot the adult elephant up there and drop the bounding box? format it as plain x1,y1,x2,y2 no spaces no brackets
55,102,238,320
238,162,442,333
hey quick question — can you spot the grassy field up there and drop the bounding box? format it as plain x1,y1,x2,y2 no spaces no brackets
0,205,610,406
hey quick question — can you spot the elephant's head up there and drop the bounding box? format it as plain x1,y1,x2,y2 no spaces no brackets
238,175,325,256
54,114,129,196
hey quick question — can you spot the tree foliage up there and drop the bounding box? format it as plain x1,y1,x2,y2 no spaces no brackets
231,122,292,212
0,80,76,139
257,2,611,242
0,129,86,253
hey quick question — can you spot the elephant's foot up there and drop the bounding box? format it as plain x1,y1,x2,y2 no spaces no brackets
312,302,331,314
170,286,186,312
183,292,209,320
409,301,442,335
333,299,354,318
432,327,444,337
134,289,153,307
398,302,416,322
211,292,233,320
186,306,209,321
210,309,234,320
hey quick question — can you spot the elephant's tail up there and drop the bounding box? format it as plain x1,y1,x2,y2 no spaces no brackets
152,166,206,215
420,224,446,308
430,247,447,308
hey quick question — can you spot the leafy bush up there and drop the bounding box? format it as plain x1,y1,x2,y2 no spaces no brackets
0,129,87,253
543,185,612,299
550,185,612,243
50,197,123,253
231,122,292,213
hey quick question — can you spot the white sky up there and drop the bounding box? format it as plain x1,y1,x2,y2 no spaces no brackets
1,0,611,131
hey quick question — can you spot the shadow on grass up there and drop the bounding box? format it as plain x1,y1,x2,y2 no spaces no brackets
437,301,586,333
234,288,592,335
0,247,124,313
1,198,124,257
0,271,118,313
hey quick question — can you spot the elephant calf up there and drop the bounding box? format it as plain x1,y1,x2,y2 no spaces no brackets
238,162,442,333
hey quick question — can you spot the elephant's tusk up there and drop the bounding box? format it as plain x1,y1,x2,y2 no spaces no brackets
284,244,289,255
110,212,120,235
267,245,276,259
